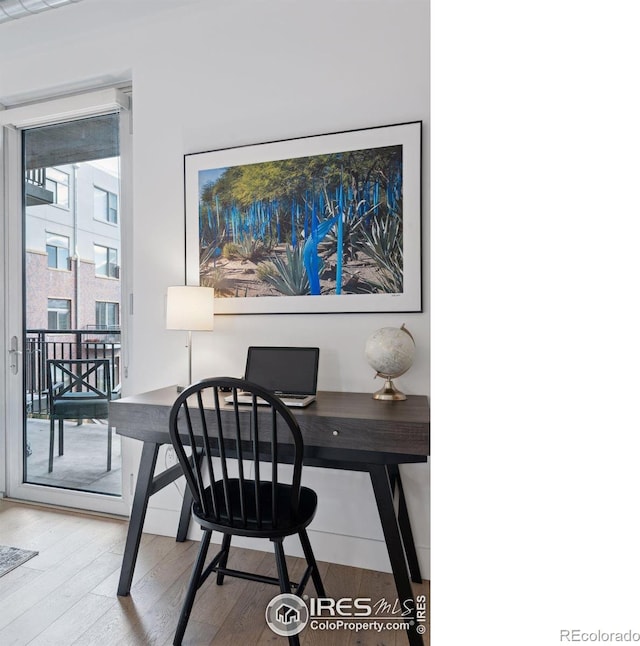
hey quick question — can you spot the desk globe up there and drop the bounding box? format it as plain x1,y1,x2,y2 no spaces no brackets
364,324,415,400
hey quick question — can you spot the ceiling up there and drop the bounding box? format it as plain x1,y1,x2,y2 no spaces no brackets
0,0,83,24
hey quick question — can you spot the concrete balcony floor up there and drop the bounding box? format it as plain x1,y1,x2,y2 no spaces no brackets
25,417,122,496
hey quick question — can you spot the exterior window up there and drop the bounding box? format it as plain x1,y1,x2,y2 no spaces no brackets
94,186,118,223
46,233,70,270
47,298,71,330
94,244,119,278
96,301,119,329
45,168,69,208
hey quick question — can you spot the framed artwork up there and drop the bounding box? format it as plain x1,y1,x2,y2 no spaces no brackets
184,121,422,314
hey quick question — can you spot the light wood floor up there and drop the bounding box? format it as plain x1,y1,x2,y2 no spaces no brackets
0,499,429,645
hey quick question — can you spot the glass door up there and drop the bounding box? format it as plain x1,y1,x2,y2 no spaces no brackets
2,90,131,515
23,114,123,496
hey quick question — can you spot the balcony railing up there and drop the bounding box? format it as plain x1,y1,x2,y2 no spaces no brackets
26,168,46,188
25,168,54,206
25,328,122,416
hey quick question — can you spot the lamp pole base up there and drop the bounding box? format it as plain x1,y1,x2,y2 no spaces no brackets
372,377,407,401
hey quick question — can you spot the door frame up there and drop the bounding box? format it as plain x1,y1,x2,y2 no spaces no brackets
1,87,133,515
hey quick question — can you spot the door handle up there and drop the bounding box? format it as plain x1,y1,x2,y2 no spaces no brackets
8,335,22,374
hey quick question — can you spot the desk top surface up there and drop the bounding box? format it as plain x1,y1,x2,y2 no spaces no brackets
111,386,429,462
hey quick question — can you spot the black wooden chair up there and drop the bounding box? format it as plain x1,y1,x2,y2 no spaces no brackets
47,358,113,473
169,377,325,646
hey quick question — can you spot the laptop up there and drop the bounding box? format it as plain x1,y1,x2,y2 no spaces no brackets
224,346,319,408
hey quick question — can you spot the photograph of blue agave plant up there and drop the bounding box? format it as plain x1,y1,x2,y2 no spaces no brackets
197,144,405,300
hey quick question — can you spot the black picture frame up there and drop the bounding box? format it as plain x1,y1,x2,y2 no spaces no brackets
184,121,422,314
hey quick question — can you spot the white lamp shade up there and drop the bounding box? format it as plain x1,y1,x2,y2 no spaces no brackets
166,286,214,331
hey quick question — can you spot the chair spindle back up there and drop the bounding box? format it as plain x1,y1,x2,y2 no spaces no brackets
169,377,305,531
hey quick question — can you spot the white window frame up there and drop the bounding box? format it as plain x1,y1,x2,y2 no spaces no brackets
0,87,132,515
94,185,118,224
94,243,119,278
96,300,120,329
45,167,70,208
46,232,71,270
47,297,72,330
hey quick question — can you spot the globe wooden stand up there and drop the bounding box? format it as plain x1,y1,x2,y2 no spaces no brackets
373,376,407,401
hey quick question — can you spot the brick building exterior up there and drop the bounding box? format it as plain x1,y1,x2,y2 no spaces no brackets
25,160,121,332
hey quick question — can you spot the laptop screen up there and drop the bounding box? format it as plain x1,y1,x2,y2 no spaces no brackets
244,346,319,396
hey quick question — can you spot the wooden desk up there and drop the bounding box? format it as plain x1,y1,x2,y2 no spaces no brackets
111,386,429,645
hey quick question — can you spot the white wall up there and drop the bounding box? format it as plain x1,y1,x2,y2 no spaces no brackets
0,0,430,577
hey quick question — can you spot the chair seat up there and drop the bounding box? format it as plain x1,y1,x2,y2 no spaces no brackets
51,392,109,418
193,480,318,538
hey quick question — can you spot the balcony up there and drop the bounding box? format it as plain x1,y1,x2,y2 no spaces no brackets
24,328,122,495
25,168,54,206
25,328,121,416
25,417,122,495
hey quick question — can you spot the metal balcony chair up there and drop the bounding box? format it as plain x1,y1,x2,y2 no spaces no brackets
169,377,325,646
47,358,113,473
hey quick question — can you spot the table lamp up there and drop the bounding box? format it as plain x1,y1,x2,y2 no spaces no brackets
166,285,214,390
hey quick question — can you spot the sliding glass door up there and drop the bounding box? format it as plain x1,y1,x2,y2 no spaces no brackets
23,114,124,495
2,90,131,515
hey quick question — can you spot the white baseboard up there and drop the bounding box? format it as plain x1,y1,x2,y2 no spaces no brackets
143,505,430,581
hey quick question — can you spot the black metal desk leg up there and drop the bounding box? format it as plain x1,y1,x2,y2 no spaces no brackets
388,464,423,583
117,441,160,596
176,486,193,542
176,449,202,542
369,464,423,646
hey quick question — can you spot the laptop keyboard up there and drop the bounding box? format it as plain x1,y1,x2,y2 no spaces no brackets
238,392,306,399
